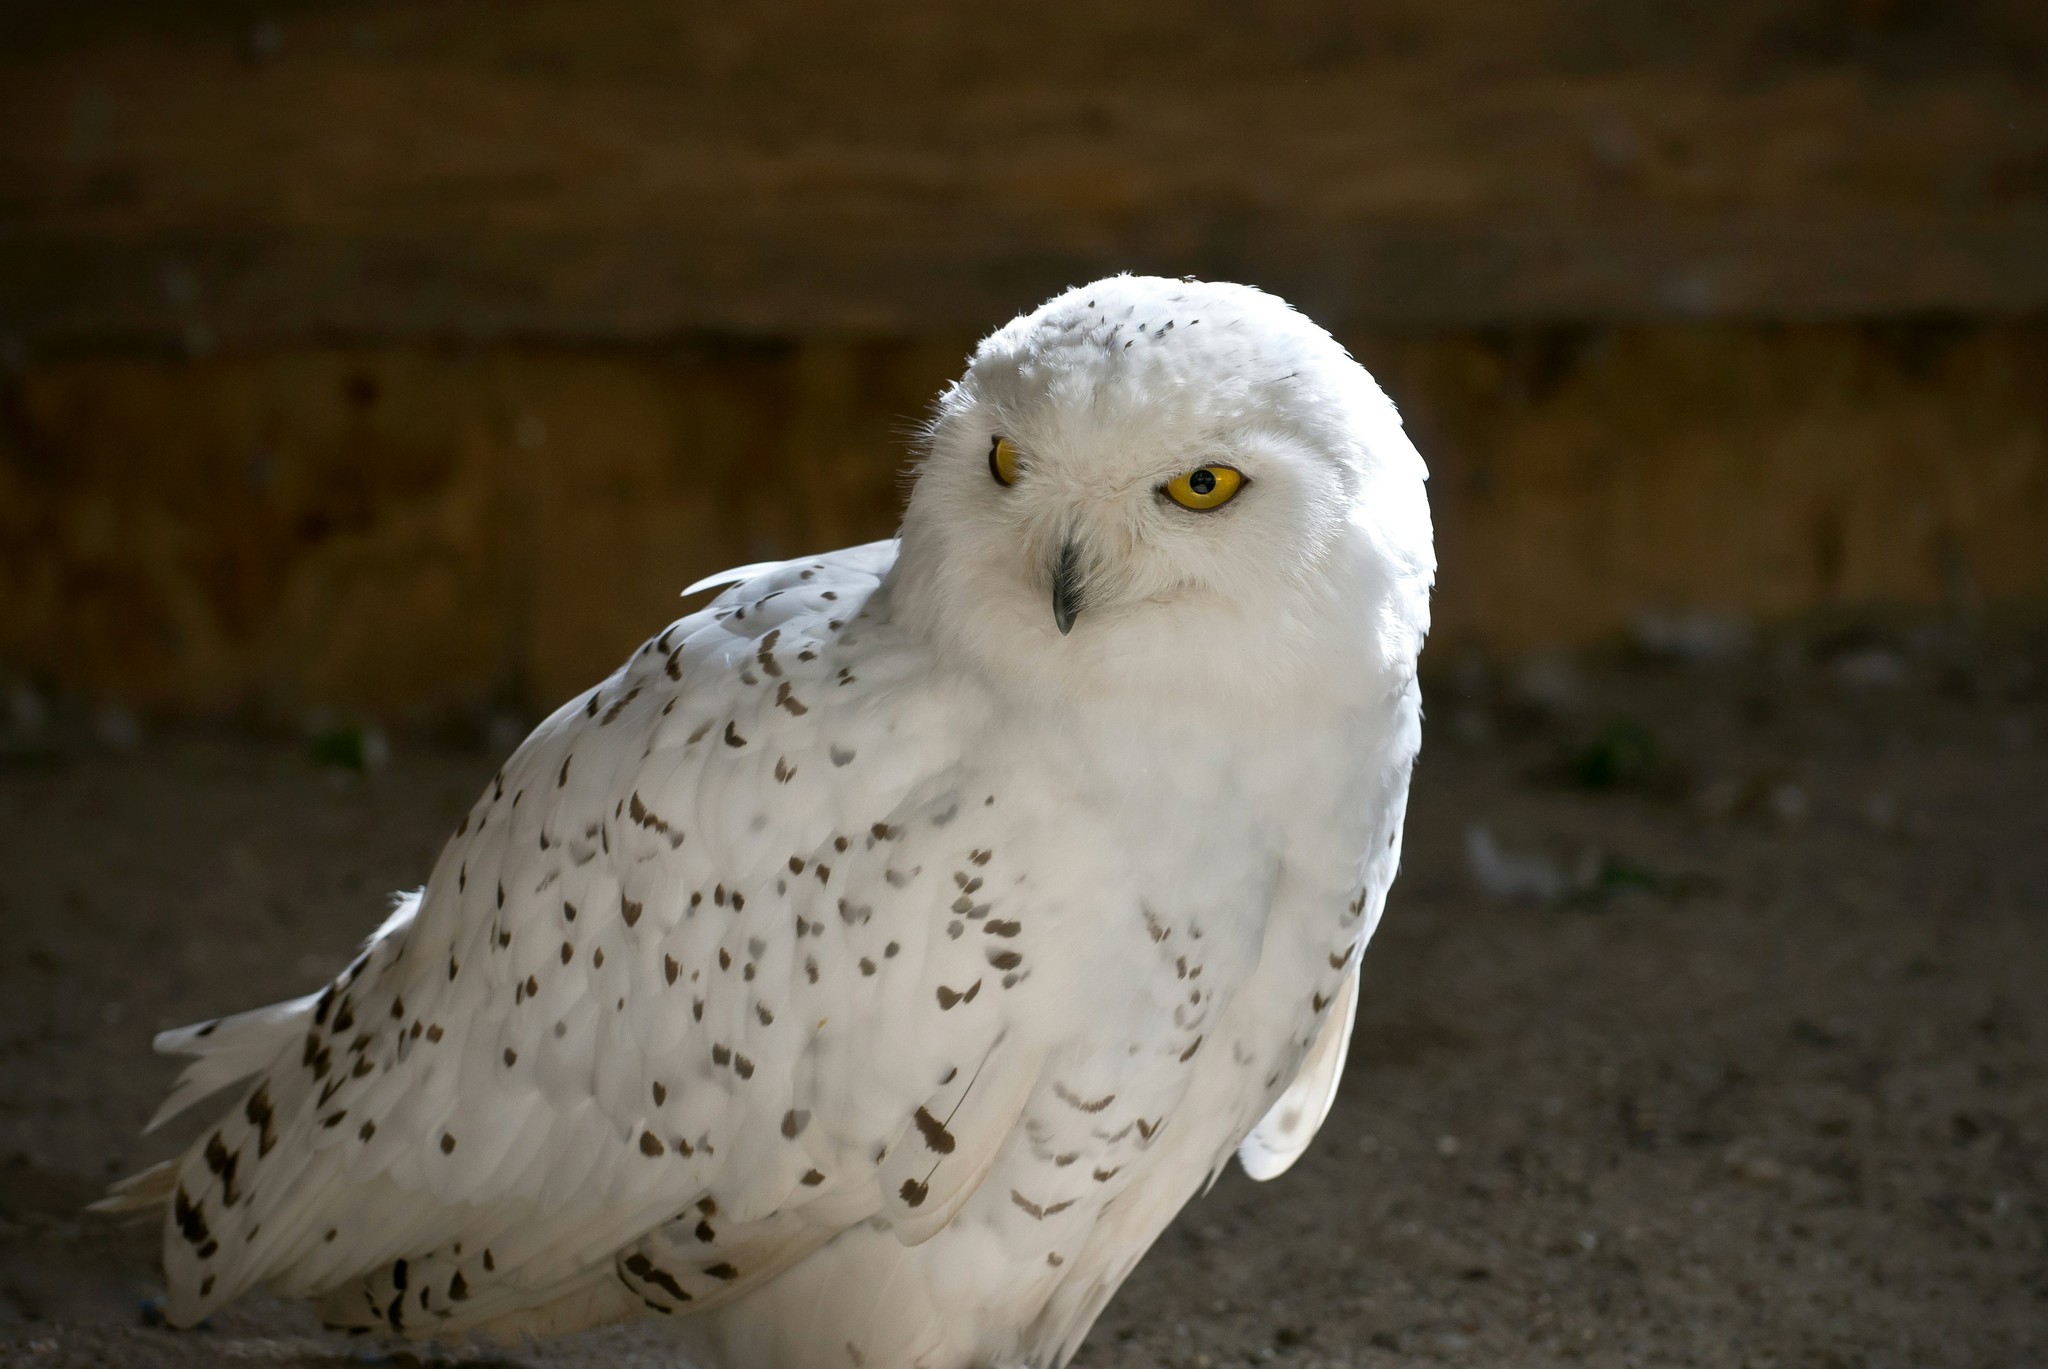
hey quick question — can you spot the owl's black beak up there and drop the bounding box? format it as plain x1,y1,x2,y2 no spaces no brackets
1050,539,1083,635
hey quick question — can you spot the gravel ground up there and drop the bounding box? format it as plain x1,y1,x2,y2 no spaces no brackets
1,623,2042,1368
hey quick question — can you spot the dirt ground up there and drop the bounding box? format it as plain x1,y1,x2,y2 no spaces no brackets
0,619,2042,1369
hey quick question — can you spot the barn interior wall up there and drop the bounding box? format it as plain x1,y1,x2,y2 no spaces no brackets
3,321,2042,715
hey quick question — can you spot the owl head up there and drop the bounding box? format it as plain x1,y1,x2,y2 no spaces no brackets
895,275,1433,707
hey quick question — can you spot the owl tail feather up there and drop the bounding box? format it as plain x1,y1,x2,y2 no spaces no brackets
88,1159,178,1216
143,993,322,1134
91,993,318,1217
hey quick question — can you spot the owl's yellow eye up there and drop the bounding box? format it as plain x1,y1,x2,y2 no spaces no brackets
989,436,1021,487
1163,465,1245,511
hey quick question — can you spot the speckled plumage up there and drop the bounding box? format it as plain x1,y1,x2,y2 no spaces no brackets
110,275,1434,1368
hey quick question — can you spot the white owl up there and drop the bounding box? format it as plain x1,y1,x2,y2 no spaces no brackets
103,275,1434,1368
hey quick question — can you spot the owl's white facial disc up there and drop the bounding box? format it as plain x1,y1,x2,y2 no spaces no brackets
894,274,1433,707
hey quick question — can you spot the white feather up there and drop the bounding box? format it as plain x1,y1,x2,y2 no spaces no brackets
112,275,1432,1369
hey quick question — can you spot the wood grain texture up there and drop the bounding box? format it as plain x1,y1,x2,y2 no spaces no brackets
3,0,2046,344
3,323,2042,713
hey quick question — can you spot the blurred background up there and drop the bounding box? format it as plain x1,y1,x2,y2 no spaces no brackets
1,4,2044,1368
2,0,2045,718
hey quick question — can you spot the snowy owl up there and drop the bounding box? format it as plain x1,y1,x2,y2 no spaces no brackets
104,275,1434,1368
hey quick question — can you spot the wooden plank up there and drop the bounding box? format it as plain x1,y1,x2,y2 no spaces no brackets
3,324,2043,712
3,0,2046,343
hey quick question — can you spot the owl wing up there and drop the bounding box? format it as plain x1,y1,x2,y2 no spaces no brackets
1234,968,1358,1181
138,541,1053,1337
1237,675,1420,1183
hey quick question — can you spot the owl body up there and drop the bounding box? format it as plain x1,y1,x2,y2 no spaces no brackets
658,544,1419,1369
112,277,1432,1368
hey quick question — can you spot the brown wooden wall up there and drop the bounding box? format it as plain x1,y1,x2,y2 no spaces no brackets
2,1,2045,713
5,322,2043,715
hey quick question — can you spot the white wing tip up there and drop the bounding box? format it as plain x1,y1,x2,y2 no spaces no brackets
143,992,323,1131
143,1080,205,1134
89,1159,177,1214
683,561,781,597
1236,1131,1306,1182
152,1018,221,1057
